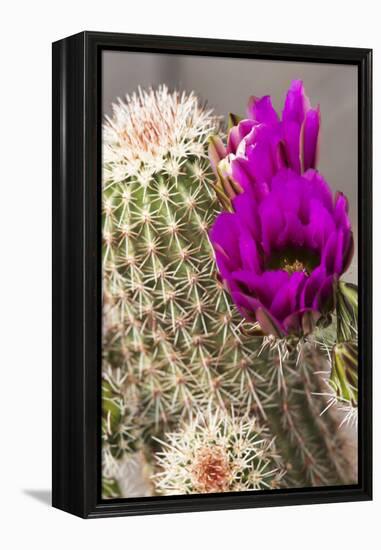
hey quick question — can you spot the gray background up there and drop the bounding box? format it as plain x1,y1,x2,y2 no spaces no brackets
103,51,358,283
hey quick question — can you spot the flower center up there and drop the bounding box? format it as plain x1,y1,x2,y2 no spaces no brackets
266,247,319,275
282,258,307,274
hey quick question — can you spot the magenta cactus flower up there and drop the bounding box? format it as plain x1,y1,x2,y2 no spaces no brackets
210,168,353,337
209,80,320,209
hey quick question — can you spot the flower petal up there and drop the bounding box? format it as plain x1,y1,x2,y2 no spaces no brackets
239,229,263,274
256,307,285,337
270,271,306,321
276,211,306,249
231,270,289,310
321,232,338,274
259,200,285,255
238,119,258,143
231,290,261,322
282,80,311,125
334,229,345,274
209,212,242,272
247,95,279,125
300,266,326,308
303,170,334,214
302,309,321,335
246,141,275,185
230,157,255,193
305,199,336,250
227,126,241,155
208,136,226,174
232,191,261,241
342,232,354,273
283,308,320,335
281,119,301,173
302,107,320,171
334,192,351,231
313,274,336,313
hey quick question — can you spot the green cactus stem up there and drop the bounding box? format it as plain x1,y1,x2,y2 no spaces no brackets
331,342,358,407
256,340,355,487
102,86,267,443
336,281,358,343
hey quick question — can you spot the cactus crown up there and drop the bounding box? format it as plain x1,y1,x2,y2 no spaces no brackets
103,85,216,182
152,409,285,495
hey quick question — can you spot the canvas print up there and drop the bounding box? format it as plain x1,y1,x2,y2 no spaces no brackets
101,52,358,499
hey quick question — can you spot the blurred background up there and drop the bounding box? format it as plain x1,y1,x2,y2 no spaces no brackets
102,51,358,284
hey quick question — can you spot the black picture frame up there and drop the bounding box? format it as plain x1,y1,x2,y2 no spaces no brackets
52,31,372,519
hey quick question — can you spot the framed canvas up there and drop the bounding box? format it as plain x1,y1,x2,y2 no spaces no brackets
52,31,372,518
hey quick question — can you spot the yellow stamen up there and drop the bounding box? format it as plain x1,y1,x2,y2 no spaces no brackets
282,259,307,274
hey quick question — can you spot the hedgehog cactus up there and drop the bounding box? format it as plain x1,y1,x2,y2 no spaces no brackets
102,86,267,429
152,410,285,495
102,85,357,498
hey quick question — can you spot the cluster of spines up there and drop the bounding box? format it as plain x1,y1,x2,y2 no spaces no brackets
152,409,285,495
